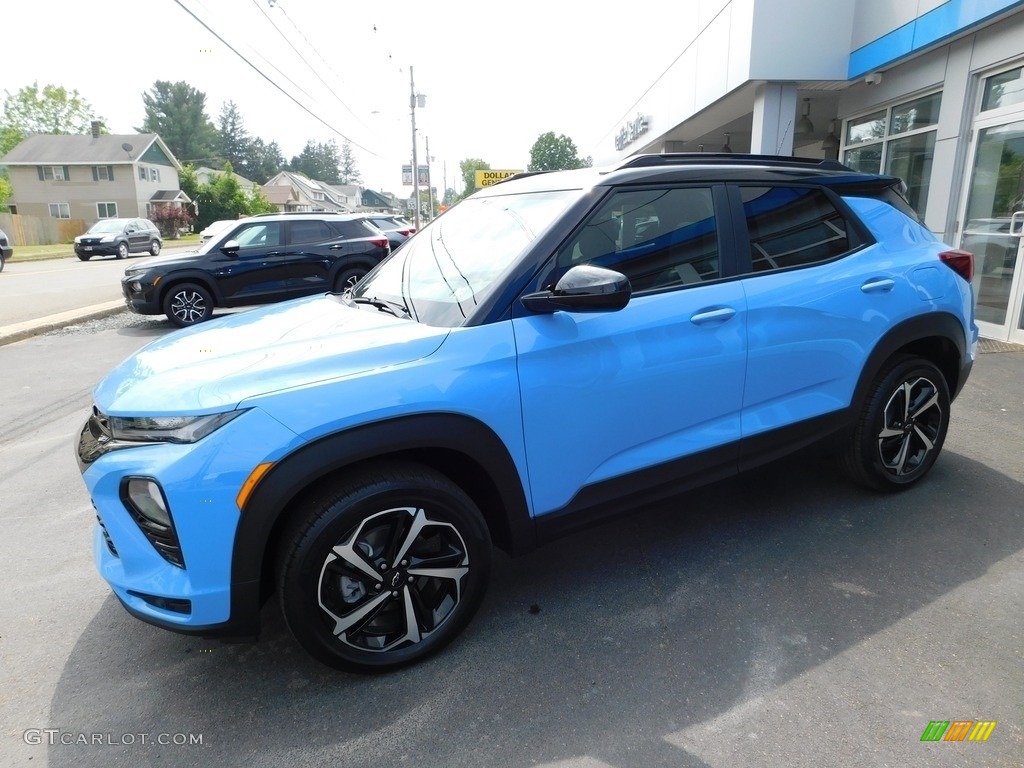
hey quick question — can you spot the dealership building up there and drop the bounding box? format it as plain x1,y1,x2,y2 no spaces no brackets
598,0,1024,343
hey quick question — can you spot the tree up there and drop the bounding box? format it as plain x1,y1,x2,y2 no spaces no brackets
457,158,490,201
0,176,13,211
138,81,219,165
289,139,341,183
1,82,104,158
245,138,285,184
217,101,250,176
338,141,362,185
528,132,589,172
189,163,276,229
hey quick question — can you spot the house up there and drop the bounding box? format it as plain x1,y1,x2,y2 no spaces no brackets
0,125,190,224
361,188,400,213
262,171,350,213
194,165,256,192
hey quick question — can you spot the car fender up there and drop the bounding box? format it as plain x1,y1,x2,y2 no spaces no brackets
228,412,535,628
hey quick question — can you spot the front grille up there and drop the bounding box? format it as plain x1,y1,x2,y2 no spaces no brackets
96,513,118,557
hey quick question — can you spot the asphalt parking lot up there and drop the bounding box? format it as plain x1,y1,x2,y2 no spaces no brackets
0,310,1020,767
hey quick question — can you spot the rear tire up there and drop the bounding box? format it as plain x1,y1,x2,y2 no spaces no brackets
163,282,213,327
277,461,492,672
150,240,161,256
841,356,949,492
116,242,129,259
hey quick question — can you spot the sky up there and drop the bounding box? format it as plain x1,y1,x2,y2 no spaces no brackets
2,0,690,195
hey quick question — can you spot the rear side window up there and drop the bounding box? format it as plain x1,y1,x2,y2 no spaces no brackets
557,186,721,291
331,220,379,239
739,186,855,272
289,220,334,244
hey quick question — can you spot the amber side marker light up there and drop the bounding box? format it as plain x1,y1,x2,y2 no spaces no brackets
236,462,274,510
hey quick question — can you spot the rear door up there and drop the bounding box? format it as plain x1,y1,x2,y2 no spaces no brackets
732,184,899,466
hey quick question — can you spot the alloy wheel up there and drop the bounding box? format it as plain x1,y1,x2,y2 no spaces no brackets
876,375,943,477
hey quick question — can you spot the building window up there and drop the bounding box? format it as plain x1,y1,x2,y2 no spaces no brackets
41,166,67,181
93,165,112,181
842,92,941,217
312,191,325,201
97,202,118,218
139,166,148,181
151,168,160,183
48,203,71,219
981,66,1024,112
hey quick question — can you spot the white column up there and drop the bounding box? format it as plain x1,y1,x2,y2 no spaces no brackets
750,83,798,156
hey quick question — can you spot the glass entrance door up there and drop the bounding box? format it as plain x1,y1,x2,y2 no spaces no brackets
959,77,1024,343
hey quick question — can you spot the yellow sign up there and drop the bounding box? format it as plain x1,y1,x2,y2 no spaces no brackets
475,169,522,188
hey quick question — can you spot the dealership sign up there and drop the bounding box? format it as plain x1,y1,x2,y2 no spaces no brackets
614,113,650,150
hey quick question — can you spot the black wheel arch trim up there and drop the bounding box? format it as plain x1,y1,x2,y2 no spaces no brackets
156,272,225,306
853,312,971,407
227,413,535,633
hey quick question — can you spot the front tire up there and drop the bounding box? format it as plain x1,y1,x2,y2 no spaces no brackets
277,462,492,672
150,240,161,256
163,282,213,327
77,254,91,262
116,242,129,259
334,266,367,293
841,357,950,491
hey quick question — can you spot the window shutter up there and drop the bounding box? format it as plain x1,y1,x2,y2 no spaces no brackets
63,165,70,180
37,166,44,181
108,165,114,181
92,167,98,181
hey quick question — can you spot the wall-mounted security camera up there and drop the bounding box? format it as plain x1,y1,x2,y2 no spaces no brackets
865,72,883,86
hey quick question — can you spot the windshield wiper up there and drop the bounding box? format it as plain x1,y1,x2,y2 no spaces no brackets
347,295,411,319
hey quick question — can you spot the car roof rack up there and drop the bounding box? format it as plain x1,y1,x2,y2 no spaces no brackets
251,210,347,217
617,153,850,171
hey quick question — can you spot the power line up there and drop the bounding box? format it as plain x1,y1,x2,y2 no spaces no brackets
253,0,372,133
171,0,382,157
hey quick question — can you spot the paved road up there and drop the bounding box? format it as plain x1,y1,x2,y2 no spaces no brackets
0,245,196,327
0,317,1021,767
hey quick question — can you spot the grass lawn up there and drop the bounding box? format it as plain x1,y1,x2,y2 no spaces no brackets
8,234,200,263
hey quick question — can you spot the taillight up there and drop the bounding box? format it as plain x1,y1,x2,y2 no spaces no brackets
402,228,416,235
371,237,389,249
939,249,974,282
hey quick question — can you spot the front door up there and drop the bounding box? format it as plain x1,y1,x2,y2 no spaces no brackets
958,69,1024,344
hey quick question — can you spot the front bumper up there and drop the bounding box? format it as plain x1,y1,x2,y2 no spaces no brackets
76,242,119,256
79,406,304,635
121,277,162,315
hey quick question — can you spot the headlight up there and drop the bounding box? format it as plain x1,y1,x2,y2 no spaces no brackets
74,236,82,244
101,234,116,243
108,412,246,443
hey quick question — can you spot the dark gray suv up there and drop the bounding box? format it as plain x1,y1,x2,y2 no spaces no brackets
75,218,162,260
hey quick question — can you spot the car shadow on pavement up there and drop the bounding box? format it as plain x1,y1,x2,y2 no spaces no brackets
45,451,1023,767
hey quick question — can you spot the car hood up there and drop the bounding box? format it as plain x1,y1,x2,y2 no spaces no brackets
124,250,203,271
94,295,449,414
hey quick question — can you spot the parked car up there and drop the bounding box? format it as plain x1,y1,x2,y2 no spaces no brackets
0,227,11,271
121,211,391,326
78,154,977,672
199,219,236,244
75,218,162,261
363,214,417,244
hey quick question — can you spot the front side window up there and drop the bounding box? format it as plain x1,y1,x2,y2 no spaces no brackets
740,186,854,272
234,222,280,249
843,92,940,216
555,186,720,291
49,202,70,218
97,202,118,218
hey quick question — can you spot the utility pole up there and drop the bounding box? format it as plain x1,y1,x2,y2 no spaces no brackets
409,66,420,231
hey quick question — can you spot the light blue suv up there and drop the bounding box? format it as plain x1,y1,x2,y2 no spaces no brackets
77,154,977,671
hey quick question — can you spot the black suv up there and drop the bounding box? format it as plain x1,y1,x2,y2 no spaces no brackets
121,212,390,326
75,218,162,260
0,227,12,271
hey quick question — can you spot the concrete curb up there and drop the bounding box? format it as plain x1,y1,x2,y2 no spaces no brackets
0,300,126,347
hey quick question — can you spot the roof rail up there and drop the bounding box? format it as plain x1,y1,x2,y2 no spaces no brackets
251,210,346,217
618,153,850,171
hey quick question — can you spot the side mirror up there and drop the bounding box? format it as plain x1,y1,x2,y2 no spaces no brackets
221,239,240,256
521,264,631,314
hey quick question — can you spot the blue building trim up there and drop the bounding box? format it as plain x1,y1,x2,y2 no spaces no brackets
848,0,1024,79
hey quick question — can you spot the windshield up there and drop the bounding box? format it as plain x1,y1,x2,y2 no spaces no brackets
351,190,579,326
88,219,126,233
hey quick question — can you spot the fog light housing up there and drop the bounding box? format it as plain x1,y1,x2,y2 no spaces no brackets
121,477,185,567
